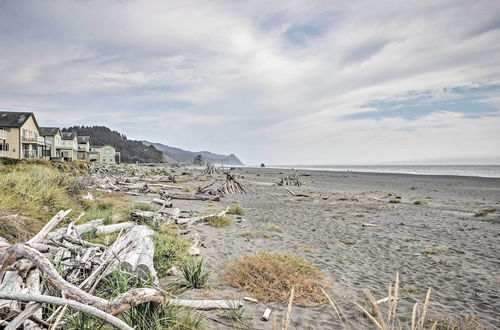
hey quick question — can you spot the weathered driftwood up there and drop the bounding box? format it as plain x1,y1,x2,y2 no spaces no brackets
161,191,220,202
0,244,164,315
176,207,229,225
27,209,72,244
0,271,23,313
152,198,173,208
131,210,167,223
119,227,156,280
284,187,310,198
168,299,242,310
188,234,201,256
48,218,105,240
217,172,247,195
104,226,158,281
0,293,133,330
278,173,302,186
96,221,136,234
203,162,221,175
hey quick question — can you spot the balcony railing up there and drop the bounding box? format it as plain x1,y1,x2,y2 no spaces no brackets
0,129,6,140
22,135,44,144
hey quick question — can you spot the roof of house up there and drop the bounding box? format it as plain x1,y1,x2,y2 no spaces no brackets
0,111,39,128
61,131,77,140
77,136,90,143
39,127,61,136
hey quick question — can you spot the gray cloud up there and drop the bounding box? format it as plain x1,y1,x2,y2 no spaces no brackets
0,0,499,164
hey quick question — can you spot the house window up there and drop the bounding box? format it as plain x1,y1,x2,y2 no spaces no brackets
0,143,8,151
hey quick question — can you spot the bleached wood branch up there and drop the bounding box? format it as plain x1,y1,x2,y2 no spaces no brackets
0,293,133,330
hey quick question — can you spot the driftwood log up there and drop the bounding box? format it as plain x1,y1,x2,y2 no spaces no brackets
160,191,220,202
176,207,230,225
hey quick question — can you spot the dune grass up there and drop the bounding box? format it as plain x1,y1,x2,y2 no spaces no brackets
224,252,329,306
64,270,203,330
152,231,191,277
0,162,82,241
227,204,245,215
207,215,233,228
181,258,210,289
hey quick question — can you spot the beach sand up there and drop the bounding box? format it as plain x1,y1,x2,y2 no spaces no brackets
163,167,500,329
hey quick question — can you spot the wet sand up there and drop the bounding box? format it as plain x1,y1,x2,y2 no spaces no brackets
165,167,500,329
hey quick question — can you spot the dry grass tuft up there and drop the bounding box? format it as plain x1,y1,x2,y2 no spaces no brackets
223,252,330,306
263,224,283,232
207,215,233,228
474,208,496,217
227,204,245,215
240,231,273,239
0,212,37,243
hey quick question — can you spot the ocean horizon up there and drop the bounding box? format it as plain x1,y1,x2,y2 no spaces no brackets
245,164,500,178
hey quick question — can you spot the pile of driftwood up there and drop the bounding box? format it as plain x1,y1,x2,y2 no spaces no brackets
0,209,241,329
278,173,302,186
88,164,178,195
203,163,222,175
217,172,247,194
196,171,248,196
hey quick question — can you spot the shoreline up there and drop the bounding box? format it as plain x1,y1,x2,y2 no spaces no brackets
234,165,500,179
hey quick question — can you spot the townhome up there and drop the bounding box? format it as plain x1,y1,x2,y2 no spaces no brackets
77,136,91,161
59,131,78,161
0,111,45,159
89,145,120,164
39,127,63,159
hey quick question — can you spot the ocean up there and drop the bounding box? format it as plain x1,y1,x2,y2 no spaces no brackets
260,165,500,178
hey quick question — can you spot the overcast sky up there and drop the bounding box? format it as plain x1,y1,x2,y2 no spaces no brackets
1,0,499,164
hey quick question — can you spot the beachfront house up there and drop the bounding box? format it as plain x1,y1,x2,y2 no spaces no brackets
39,127,63,159
59,131,78,161
0,111,46,159
89,145,120,164
77,136,91,161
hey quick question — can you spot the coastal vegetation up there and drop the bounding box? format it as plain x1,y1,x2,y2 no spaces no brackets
207,215,233,228
224,252,329,306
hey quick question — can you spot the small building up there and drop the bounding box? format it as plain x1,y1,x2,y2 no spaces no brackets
0,111,46,159
89,145,120,164
77,136,91,161
59,131,78,161
39,127,63,159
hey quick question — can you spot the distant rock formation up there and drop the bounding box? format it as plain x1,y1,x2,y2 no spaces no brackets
193,154,206,166
142,141,244,165
261,163,265,168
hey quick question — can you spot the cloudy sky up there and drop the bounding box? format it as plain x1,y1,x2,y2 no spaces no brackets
1,0,499,164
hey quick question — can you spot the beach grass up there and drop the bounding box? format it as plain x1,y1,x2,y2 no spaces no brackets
227,204,245,215
207,215,233,228
224,252,329,306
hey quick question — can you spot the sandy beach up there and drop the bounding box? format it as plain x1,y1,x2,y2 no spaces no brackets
170,167,500,329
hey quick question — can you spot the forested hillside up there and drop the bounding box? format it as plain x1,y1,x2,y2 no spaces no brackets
63,126,163,163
